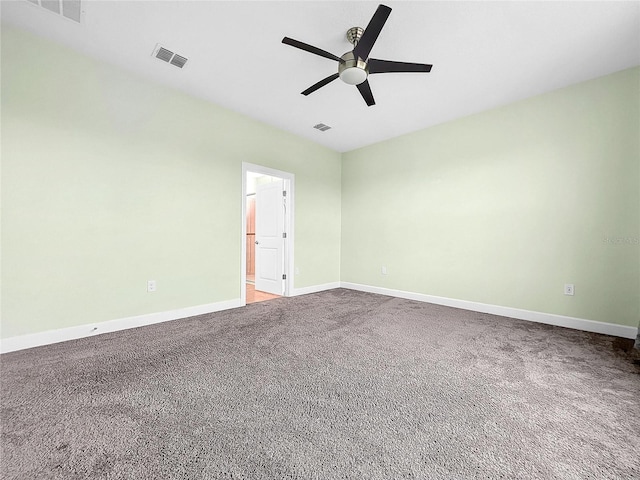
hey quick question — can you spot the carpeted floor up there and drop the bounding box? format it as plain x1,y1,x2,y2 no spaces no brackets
1,289,639,479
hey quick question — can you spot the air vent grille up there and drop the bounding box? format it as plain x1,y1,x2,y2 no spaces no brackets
153,44,189,69
25,0,82,23
155,47,174,63
170,54,188,69
313,123,332,132
41,0,60,14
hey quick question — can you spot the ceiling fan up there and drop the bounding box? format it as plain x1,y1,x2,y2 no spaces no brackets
282,4,433,107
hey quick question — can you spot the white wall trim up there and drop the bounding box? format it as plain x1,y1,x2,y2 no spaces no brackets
0,298,243,354
291,282,341,297
340,282,638,339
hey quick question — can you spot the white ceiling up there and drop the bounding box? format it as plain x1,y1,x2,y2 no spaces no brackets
2,1,639,152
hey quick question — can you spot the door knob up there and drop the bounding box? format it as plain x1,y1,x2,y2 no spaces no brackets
255,241,259,245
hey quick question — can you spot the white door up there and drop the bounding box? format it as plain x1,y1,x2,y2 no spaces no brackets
255,179,284,295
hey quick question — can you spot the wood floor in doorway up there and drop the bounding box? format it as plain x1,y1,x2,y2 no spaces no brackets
246,283,280,304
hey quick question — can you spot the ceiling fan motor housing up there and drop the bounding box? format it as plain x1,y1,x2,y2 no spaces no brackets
339,51,368,85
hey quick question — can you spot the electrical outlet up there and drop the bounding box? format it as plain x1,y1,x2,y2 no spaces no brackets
147,280,156,292
295,267,300,275
564,284,574,296
381,266,387,275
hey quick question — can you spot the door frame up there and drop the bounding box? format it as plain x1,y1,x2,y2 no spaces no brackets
241,162,295,305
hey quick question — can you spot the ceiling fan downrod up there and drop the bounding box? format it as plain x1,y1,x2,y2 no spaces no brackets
346,27,364,47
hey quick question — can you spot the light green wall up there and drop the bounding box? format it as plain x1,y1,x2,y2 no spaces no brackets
1,26,341,338
2,26,638,340
342,67,640,327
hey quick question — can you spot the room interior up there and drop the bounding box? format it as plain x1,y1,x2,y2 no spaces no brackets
1,1,639,478
1,0,638,348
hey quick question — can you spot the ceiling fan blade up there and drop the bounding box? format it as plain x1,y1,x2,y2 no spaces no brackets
368,59,433,74
282,37,343,63
301,73,340,96
356,80,375,106
353,4,392,61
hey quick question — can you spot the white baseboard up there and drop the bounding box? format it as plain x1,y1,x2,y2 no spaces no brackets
0,298,243,354
291,282,341,297
340,282,638,340
2,280,340,354
3,283,636,354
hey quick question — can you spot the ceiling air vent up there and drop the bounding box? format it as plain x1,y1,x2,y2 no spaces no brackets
313,123,332,132
152,44,188,69
170,55,188,69
155,47,174,63
25,0,82,23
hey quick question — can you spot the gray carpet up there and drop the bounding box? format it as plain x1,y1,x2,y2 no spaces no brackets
1,289,639,479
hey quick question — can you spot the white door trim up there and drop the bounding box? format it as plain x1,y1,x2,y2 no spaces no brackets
241,162,295,305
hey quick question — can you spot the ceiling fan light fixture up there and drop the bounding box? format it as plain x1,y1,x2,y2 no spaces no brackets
338,52,368,85
339,67,367,85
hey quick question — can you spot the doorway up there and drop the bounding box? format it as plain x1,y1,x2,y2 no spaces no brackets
241,163,294,305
